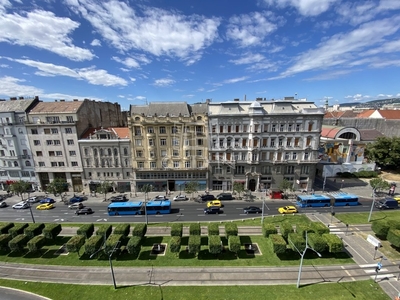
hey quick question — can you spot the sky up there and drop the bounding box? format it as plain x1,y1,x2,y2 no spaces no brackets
1,0,400,110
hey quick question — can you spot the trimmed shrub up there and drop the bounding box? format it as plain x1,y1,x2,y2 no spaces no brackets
262,223,277,238
127,236,142,256
105,234,124,254
77,223,95,239
84,235,104,256
96,224,112,239
354,171,378,178
24,223,45,239
171,223,183,237
269,234,287,254
0,223,14,234
208,223,219,236
43,223,62,240
9,223,29,238
132,223,147,238
66,235,86,256
296,224,313,237
310,221,330,235
323,234,343,253
189,223,201,236
225,223,238,239
114,224,130,236
0,234,12,251
288,233,306,252
188,235,201,255
169,236,181,254
8,234,28,252
371,220,390,239
27,235,46,253
280,222,294,240
387,229,400,248
208,235,221,255
308,233,327,253
228,235,241,255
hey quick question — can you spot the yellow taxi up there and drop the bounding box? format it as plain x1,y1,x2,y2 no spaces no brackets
36,203,54,210
207,200,222,208
278,205,298,214
394,196,400,204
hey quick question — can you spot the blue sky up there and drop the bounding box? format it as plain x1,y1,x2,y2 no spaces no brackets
1,0,400,110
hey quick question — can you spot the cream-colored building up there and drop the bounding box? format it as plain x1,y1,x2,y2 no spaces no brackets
208,98,325,192
26,99,123,192
129,102,209,193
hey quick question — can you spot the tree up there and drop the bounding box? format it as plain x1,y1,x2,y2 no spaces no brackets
46,178,68,202
184,181,199,200
369,177,390,193
96,181,114,202
365,137,400,169
233,181,245,199
9,180,30,201
279,179,292,195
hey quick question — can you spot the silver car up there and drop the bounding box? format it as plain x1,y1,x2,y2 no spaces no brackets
12,201,29,209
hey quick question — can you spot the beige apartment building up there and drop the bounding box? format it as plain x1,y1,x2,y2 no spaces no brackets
208,98,325,192
129,102,209,193
26,99,123,192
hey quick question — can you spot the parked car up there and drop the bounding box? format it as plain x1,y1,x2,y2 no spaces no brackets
40,197,55,204
68,202,84,209
69,196,84,203
152,195,169,201
75,207,93,215
393,196,400,204
216,193,234,200
278,205,298,214
243,206,262,214
12,201,29,209
27,196,40,203
173,195,188,201
375,198,398,209
110,195,128,202
199,194,216,201
36,203,54,210
207,200,223,208
204,206,222,214
0,201,8,208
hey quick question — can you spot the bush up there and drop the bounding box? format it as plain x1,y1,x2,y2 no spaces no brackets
208,235,221,255
208,223,219,236
105,234,124,254
96,224,112,239
66,235,86,256
84,235,104,256
354,170,378,178
280,222,294,240
337,172,356,178
225,223,238,239
288,233,306,252
269,234,287,254
77,223,95,239
9,223,29,238
228,235,241,254
310,222,330,235
387,229,400,248
296,224,313,237
24,223,45,239
169,236,181,254
0,234,12,251
171,223,183,237
127,236,142,256
132,223,147,237
8,234,28,252
43,223,62,240
114,224,130,236
27,235,46,253
188,235,201,255
0,223,14,234
189,223,201,235
323,234,343,253
371,220,390,239
307,233,327,253
262,223,277,238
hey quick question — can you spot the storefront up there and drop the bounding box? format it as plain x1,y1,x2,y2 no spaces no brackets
117,182,131,193
174,180,207,193
137,181,167,192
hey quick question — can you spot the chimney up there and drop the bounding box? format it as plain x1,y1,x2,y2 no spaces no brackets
34,96,39,101
234,98,240,101
73,99,79,102
60,99,65,102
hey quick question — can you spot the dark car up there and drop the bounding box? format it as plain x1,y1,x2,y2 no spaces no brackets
40,197,55,204
375,198,398,209
0,201,8,208
217,193,234,200
69,196,84,203
75,207,93,215
243,206,262,214
110,195,128,202
199,194,216,201
204,206,222,214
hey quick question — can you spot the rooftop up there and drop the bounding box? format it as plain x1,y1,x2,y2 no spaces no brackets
29,100,84,114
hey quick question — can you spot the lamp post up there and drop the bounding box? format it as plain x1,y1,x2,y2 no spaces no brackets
340,180,344,190
290,231,322,288
322,174,327,192
368,188,375,222
90,240,120,289
27,192,35,223
261,197,265,224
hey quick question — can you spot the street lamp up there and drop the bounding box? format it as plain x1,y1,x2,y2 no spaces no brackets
368,188,376,222
290,231,322,288
322,174,327,192
90,240,120,289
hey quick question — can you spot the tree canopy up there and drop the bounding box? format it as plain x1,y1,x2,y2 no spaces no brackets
365,137,400,169
233,181,245,197
46,178,69,201
10,180,31,201
96,181,114,202
184,181,199,200
369,177,390,192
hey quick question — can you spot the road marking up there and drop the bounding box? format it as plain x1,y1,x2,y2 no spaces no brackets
96,219,108,222
341,266,355,281
360,263,380,268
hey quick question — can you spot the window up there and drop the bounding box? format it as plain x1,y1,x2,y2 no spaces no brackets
304,152,309,160
262,166,272,174
286,138,292,147
58,162,65,167
44,129,51,134
160,139,166,146
197,161,203,168
219,125,224,133
293,152,297,160
39,162,45,167
46,140,53,146
84,148,89,156
197,139,203,146
54,140,61,145
36,151,43,156
242,138,247,147
34,140,40,146
172,138,179,146
280,124,285,132
243,125,248,132
150,162,156,169
288,124,293,132
159,126,166,134
262,138,268,147
51,128,58,134
147,127,154,133
56,151,62,156
161,150,167,157
115,158,119,167
173,161,180,168
65,128,72,134
306,137,311,146
219,139,224,148
114,148,118,156
49,151,55,156
136,150,143,157
294,138,300,147
301,165,310,174
196,126,203,134
51,162,57,167
67,139,74,145
254,124,259,133
134,126,141,136
66,116,74,122
212,125,216,133
235,166,245,174
296,124,301,132
10,150,15,156
135,139,142,146
284,153,290,160
271,124,276,132
148,139,154,146
184,139,190,146
31,129,38,135
308,123,313,131
185,150,190,157
150,151,155,158
123,148,128,155
71,161,78,166
185,161,191,168
213,166,222,174
171,126,178,134
278,138,283,146
21,170,30,176
173,150,179,157
196,149,202,156
13,161,18,167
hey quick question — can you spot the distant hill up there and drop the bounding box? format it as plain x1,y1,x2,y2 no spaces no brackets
340,98,400,108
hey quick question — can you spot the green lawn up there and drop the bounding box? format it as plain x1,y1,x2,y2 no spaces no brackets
335,210,400,225
0,278,390,300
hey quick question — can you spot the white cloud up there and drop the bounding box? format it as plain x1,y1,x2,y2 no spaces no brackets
183,94,194,98
117,95,125,98
263,0,338,16
90,39,101,46
226,11,279,47
129,77,136,82
229,53,265,65
153,78,175,87
222,76,248,84
344,94,371,102
112,55,151,69
0,76,43,96
0,8,94,61
0,64,9,68
65,0,220,62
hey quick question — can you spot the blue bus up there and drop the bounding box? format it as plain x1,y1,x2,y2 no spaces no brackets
296,194,331,208
327,192,359,206
107,200,171,216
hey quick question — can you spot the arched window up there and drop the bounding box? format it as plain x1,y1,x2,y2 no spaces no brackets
25,161,31,167
115,158,119,167
100,148,104,156
114,148,118,156
14,161,18,167
7,161,12,167
197,116,202,120
135,117,140,121
123,148,128,156
93,149,98,156
125,158,128,167
108,148,112,156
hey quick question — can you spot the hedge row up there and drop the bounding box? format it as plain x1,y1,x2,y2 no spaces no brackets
269,234,287,254
171,223,183,237
208,223,219,236
288,233,306,252
24,223,45,239
208,235,221,255
132,224,147,237
8,234,28,252
322,234,343,253
114,224,130,236
189,223,201,236
77,223,94,239
228,235,241,254
169,236,181,254
188,235,201,255
225,223,238,239
105,234,124,254
0,223,14,234
43,223,62,240
96,224,112,239
127,236,142,256
84,235,104,256
27,235,46,253
310,222,330,235
9,223,29,238
0,234,12,251
280,223,294,240
262,223,277,238
66,235,86,255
